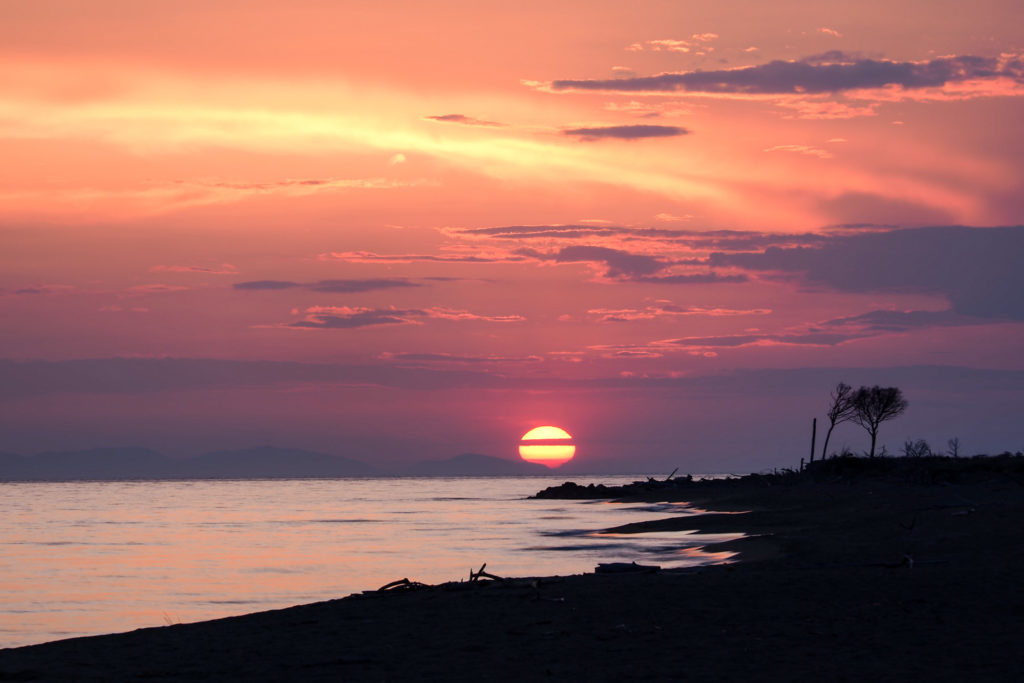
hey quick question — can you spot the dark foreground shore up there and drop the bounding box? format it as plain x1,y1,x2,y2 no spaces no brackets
2,457,1023,681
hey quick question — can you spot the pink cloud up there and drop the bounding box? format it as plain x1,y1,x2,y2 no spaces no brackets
282,306,525,330
150,264,238,275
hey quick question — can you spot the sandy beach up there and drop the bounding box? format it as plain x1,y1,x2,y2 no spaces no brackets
2,457,1023,681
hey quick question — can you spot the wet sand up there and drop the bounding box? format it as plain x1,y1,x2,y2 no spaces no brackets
2,463,1023,681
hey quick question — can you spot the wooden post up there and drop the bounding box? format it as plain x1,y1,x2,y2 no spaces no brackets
809,417,817,468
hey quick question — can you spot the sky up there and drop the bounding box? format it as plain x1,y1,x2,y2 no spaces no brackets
2,0,1023,472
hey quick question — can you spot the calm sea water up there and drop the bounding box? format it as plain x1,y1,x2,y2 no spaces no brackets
0,476,740,648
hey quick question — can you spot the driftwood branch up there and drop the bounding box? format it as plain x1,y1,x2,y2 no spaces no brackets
377,577,428,592
469,562,504,583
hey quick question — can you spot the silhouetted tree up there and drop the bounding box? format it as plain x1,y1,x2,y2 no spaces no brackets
852,386,908,457
902,438,931,458
819,382,857,461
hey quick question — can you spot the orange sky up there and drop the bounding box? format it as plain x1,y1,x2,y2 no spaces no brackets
2,1,1023,470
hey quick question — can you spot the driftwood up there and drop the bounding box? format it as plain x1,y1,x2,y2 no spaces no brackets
468,562,504,583
377,577,428,592
595,561,661,575
373,563,513,595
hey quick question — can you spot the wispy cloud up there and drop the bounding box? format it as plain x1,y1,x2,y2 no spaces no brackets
150,264,238,275
128,284,189,294
588,305,771,322
627,34,719,54
234,278,420,293
823,308,996,332
631,273,748,284
424,114,505,127
448,224,825,252
562,124,689,141
424,308,525,322
659,331,866,349
3,285,76,296
773,99,879,119
0,176,431,218
517,245,666,278
763,144,833,159
288,307,423,329
585,329,866,360
318,251,525,264
515,245,745,284
380,352,543,364
285,306,525,329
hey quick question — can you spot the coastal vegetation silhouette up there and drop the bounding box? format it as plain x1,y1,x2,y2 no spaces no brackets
852,386,909,458
817,383,909,459
818,382,858,462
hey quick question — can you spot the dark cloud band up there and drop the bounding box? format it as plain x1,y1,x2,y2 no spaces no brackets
562,124,689,140
553,53,1024,94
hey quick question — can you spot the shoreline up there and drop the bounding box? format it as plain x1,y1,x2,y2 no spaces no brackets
2,461,1023,681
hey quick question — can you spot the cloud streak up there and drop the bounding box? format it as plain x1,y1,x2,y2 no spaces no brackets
380,352,543,364
319,251,524,264
823,308,996,332
514,245,746,284
151,264,238,275
285,306,525,329
562,124,689,140
424,114,505,127
552,53,1024,95
659,331,866,349
234,278,420,293
449,224,826,251
589,305,771,322
518,245,665,278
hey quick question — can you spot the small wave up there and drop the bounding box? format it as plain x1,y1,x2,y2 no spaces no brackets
519,542,635,552
268,518,381,525
538,529,591,537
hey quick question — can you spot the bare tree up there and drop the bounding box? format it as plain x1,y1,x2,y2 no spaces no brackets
901,438,931,458
852,386,908,458
819,382,857,461
946,437,961,457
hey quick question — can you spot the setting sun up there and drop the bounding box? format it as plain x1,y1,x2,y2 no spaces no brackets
518,426,576,468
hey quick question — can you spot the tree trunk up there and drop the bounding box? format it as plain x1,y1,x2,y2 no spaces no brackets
869,429,878,458
820,424,836,461
809,418,816,464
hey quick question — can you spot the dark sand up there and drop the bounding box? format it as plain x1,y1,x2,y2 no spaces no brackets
3,460,1023,681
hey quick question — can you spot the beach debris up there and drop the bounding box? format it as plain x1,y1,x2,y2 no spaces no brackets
595,561,661,574
468,562,504,583
377,577,428,592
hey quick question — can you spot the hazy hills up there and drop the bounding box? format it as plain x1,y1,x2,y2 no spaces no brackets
404,452,551,476
0,446,553,480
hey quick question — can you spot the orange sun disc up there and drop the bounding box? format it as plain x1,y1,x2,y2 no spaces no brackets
518,425,575,468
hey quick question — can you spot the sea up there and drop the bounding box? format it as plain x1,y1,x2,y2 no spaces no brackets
0,475,740,649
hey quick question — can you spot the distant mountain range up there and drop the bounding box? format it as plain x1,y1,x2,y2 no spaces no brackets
0,446,554,480
404,452,551,476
